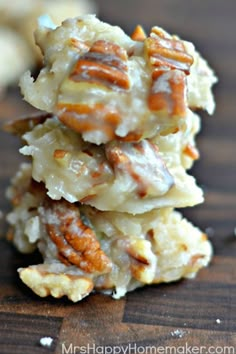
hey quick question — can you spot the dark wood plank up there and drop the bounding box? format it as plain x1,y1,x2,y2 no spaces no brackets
124,279,236,330
0,312,62,354
0,0,236,353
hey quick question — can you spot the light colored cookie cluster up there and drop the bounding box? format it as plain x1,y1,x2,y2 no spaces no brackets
6,15,217,301
0,0,97,93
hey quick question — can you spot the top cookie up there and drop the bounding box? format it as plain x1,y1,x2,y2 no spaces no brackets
20,15,217,145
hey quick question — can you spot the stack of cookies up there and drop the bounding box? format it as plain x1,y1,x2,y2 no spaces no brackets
6,15,217,302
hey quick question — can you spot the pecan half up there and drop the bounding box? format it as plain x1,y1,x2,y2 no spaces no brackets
40,200,112,274
66,39,129,91
57,40,130,142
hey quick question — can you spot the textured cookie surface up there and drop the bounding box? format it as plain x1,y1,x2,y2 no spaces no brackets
20,15,217,144
16,112,203,213
7,164,212,301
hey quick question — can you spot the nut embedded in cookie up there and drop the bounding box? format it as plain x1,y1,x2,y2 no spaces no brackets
20,15,216,145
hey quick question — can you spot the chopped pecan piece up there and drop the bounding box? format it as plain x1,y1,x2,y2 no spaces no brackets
88,40,128,64
189,254,206,267
150,26,168,39
118,131,142,142
127,240,150,265
18,265,94,302
147,28,193,73
53,149,69,159
67,37,90,52
145,27,193,117
131,25,147,41
183,143,200,160
3,112,53,136
53,149,71,168
127,239,157,283
57,102,121,141
148,69,187,116
40,199,112,274
105,140,174,198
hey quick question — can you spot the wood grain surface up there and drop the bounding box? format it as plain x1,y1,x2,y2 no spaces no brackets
0,1,236,353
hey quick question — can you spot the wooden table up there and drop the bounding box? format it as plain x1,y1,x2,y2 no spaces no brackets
0,1,236,353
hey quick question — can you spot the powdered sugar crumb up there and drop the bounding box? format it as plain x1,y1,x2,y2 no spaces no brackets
39,337,53,348
171,329,186,338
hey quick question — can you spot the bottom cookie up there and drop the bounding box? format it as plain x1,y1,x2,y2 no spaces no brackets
6,163,212,302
